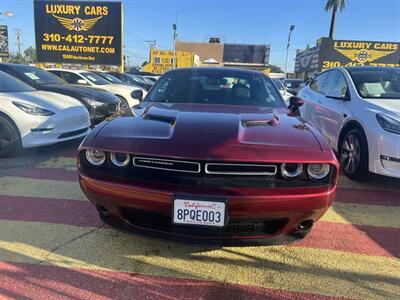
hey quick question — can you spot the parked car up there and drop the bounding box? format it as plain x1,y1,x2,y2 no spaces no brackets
47,69,147,108
126,71,160,82
272,78,293,103
107,72,153,91
0,63,121,125
78,67,339,244
91,71,128,85
298,66,400,180
283,79,305,95
0,71,90,157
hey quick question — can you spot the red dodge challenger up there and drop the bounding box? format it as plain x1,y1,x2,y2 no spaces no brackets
78,68,339,245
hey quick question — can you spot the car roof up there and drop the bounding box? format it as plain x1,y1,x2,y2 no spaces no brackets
343,66,400,72
165,67,267,77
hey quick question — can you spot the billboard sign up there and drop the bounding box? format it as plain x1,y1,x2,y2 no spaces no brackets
34,0,122,65
0,25,9,58
318,38,400,70
223,44,270,65
294,45,320,73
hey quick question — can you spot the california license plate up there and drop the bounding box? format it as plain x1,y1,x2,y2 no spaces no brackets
173,198,226,227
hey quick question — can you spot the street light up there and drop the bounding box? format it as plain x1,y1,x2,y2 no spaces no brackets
0,11,14,22
284,25,295,79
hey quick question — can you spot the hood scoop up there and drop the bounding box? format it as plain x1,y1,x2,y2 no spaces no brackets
142,105,178,125
241,111,280,128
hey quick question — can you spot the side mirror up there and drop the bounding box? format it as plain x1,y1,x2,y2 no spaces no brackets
288,96,304,117
131,89,143,101
77,79,89,85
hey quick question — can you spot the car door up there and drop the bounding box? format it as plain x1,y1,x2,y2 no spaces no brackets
298,72,329,132
318,70,352,150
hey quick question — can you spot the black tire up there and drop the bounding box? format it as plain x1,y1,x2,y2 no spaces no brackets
0,116,22,157
340,129,369,181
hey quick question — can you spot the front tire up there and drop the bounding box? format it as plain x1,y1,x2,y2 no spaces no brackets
0,116,22,157
340,129,368,181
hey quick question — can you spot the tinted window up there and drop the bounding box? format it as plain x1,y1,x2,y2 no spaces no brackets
13,66,64,85
284,80,303,89
310,72,330,94
100,73,123,84
146,69,283,107
272,78,285,91
348,68,400,99
61,72,83,84
326,71,349,98
81,72,110,85
0,71,35,92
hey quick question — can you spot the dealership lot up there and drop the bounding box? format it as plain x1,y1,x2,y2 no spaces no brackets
0,140,398,299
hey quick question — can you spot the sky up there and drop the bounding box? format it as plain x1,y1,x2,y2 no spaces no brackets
1,0,399,71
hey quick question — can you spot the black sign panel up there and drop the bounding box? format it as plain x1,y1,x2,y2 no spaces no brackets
318,37,400,70
223,44,270,64
34,0,122,65
0,25,9,58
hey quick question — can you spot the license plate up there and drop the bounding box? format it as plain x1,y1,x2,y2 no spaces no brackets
173,199,226,227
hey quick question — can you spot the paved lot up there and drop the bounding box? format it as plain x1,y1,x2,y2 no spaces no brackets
0,139,399,299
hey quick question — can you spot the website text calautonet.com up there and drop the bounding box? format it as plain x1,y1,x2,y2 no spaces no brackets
41,44,116,54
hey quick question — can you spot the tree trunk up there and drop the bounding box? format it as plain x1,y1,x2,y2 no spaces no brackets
329,5,337,38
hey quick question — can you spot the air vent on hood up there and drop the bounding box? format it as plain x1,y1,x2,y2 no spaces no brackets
144,114,176,125
242,120,273,127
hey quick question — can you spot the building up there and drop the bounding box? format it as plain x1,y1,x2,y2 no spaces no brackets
142,49,199,74
177,38,270,74
295,37,400,79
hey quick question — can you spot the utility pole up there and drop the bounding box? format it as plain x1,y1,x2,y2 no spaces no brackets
172,24,177,68
15,28,22,58
284,25,295,79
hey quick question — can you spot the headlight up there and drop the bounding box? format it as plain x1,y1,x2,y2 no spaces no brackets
12,101,54,116
307,164,331,180
376,114,400,135
110,152,130,167
82,97,104,108
281,163,303,178
85,150,106,166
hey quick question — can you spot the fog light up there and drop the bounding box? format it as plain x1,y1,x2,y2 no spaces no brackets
110,152,130,167
85,149,106,166
281,163,303,179
307,164,331,180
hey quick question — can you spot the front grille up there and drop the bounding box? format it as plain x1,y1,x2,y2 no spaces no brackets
119,207,288,237
58,127,88,139
133,157,200,173
80,152,335,188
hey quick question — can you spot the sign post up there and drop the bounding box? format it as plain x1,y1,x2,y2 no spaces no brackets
34,0,122,67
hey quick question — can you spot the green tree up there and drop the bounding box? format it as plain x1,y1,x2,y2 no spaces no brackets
325,0,348,38
270,64,284,73
8,53,25,64
24,46,37,63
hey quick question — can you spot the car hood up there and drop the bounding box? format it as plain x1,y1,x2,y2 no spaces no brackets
40,84,119,103
83,103,333,163
3,90,84,111
363,98,400,115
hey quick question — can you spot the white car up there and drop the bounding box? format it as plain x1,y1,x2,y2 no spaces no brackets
298,66,400,180
47,69,147,108
0,71,90,157
271,78,293,103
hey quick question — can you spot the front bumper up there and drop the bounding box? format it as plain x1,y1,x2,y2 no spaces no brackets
79,171,336,244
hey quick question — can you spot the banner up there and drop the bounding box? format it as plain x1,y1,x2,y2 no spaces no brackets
34,0,122,65
0,25,9,58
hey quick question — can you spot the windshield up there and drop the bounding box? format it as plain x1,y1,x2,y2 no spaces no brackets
284,80,304,89
0,71,36,92
125,73,147,83
348,68,400,99
81,72,110,85
272,78,285,91
14,65,65,85
100,73,124,84
146,69,283,107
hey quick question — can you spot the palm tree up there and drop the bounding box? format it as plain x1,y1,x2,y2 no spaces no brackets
325,0,347,38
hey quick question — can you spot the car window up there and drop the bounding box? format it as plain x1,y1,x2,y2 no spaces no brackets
61,72,83,84
146,69,284,107
100,73,123,84
13,66,65,85
348,68,400,100
81,72,110,85
326,71,349,99
310,72,329,94
0,71,36,92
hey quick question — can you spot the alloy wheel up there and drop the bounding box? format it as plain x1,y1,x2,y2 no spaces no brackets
341,134,361,175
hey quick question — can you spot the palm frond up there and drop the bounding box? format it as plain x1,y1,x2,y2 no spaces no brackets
325,0,347,12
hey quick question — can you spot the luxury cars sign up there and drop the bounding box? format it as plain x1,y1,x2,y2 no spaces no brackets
319,38,400,70
34,0,122,65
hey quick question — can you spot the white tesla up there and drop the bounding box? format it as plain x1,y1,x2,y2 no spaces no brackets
0,71,90,157
298,66,400,180
47,69,147,108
